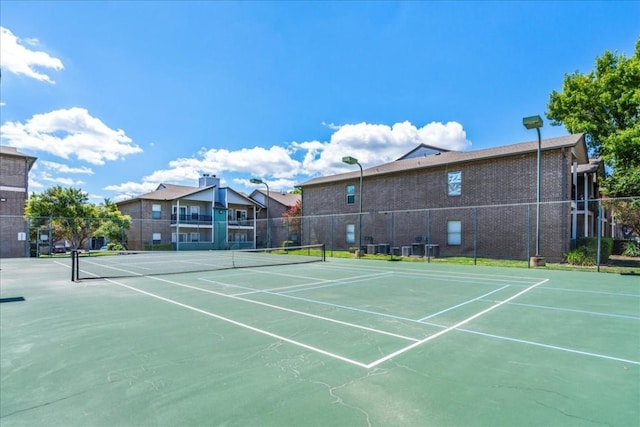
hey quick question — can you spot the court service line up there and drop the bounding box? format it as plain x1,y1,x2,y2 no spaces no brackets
324,263,545,283
479,299,640,321
459,328,640,366
151,276,420,342
279,272,394,295
417,285,511,321
104,278,370,369
233,272,391,296
364,278,550,369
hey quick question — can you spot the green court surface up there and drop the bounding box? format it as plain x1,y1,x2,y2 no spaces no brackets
1,256,638,426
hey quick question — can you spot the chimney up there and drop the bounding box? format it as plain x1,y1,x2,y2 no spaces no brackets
199,174,220,188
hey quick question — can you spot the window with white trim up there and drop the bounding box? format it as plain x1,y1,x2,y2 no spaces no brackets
152,233,161,244
152,204,161,219
448,171,462,196
346,224,355,244
346,185,355,205
447,221,462,245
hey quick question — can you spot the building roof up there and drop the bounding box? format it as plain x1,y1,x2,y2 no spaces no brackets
0,146,37,171
250,189,301,208
118,183,215,203
117,183,261,209
298,133,588,187
576,158,602,174
397,143,449,160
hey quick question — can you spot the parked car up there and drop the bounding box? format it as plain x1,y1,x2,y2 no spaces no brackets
53,244,67,254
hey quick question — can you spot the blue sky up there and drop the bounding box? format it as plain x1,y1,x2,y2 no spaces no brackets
1,1,638,202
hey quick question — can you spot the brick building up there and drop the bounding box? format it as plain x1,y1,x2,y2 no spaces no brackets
0,146,37,258
117,175,262,251
298,134,605,262
249,189,301,248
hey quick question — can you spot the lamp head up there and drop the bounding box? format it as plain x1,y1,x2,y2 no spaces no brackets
250,178,264,184
342,156,359,165
522,115,543,130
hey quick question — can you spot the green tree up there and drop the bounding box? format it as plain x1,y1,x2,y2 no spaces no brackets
547,37,640,197
25,187,130,250
94,198,131,247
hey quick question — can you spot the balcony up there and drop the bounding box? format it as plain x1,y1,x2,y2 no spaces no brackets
171,214,213,225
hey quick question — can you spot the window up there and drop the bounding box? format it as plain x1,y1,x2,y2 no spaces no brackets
346,224,355,244
346,185,355,205
152,233,161,244
190,232,200,242
172,233,187,243
447,221,462,245
152,204,161,219
190,206,199,220
448,171,462,196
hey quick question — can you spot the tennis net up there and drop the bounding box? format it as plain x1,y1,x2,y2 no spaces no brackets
71,244,325,281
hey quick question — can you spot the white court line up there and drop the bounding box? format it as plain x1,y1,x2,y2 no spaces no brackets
150,276,419,342
232,272,391,296
363,278,550,369
459,328,640,366
536,286,640,299
479,299,640,321
417,285,510,321
104,277,370,369
279,272,394,294
324,263,545,283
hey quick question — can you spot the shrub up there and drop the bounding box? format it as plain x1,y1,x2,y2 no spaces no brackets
565,248,595,266
106,242,125,251
575,237,613,262
143,243,173,251
622,241,640,257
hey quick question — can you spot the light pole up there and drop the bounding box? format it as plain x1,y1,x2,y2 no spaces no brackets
522,115,544,266
250,178,270,248
342,156,363,253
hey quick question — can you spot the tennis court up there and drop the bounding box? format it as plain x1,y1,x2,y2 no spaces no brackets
1,253,638,426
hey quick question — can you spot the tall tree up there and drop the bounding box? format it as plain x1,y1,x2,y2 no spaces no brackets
94,199,132,246
547,37,640,197
25,187,130,250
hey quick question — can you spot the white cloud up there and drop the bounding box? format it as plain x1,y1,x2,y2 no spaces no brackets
293,120,471,175
39,171,84,186
103,181,161,201
40,160,94,175
145,146,302,184
104,119,470,199
236,177,299,194
0,26,64,83
0,107,142,165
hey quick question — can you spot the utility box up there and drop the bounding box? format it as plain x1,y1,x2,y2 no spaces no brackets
378,243,390,255
425,244,440,258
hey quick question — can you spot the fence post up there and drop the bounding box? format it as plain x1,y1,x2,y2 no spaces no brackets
473,207,478,265
527,204,531,268
597,199,603,272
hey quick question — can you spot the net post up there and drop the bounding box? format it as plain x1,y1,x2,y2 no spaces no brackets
322,244,326,261
71,250,77,282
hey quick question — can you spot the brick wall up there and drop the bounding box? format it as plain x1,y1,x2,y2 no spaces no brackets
0,154,32,258
302,148,574,261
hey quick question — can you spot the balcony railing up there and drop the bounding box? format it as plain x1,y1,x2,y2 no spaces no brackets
171,214,213,225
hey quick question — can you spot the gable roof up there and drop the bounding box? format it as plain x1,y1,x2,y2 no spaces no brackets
397,143,449,160
250,189,300,208
131,183,216,201
298,134,588,187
